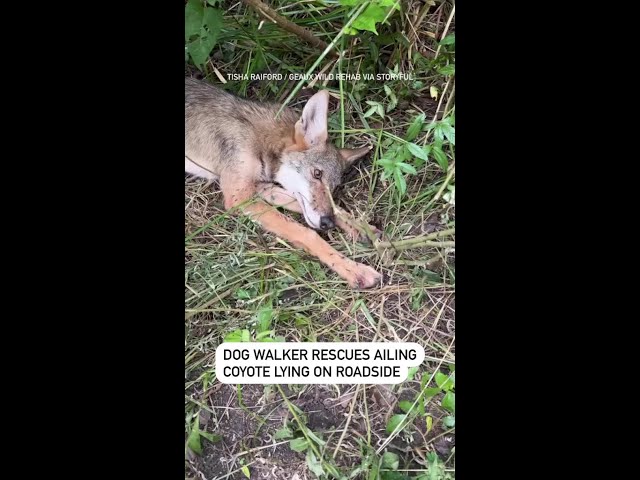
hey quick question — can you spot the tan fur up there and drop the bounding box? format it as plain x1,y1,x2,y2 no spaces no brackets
185,78,382,289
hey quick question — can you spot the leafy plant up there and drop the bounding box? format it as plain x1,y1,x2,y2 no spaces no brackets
363,84,399,120
424,115,455,171
415,452,453,480
280,419,346,479
440,33,455,46
340,0,402,35
224,304,285,343
186,411,221,456
363,100,386,120
377,146,418,200
377,112,434,200
240,460,251,479
223,328,251,343
379,450,410,480
432,368,456,428
429,33,455,78
386,414,408,435
185,0,223,69
381,451,400,471
392,365,456,448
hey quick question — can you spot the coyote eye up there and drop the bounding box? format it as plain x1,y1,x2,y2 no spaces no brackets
313,169,323,180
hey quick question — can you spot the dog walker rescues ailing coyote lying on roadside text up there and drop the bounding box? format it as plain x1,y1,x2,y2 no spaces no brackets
185,77,382,289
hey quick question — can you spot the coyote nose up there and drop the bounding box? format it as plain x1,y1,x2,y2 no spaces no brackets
319,215,336,230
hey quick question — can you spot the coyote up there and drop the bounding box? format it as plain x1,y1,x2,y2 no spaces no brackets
185,78,382,288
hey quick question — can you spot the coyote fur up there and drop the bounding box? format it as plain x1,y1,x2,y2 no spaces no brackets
185,77,382,289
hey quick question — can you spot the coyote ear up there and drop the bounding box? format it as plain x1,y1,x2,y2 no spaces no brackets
339,145,372,168
294,89,329,148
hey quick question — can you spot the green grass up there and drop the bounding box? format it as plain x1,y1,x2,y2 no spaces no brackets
185,1,455,478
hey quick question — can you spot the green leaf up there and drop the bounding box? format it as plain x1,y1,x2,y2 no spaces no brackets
420,372,430,389
275,426,293,440
199,431,222,443
256,306,273,332
235,288,251,300
187,416,202,455
434,372,454,392
241,465,250,478
396,144,411,162
384,85,398,111
339,0,359,5
441,391,455,414
443,415,455,428
381,451,400,470
224,329,248,343
377,158,394,169
187,36,216,68
432,145,448,171
434,124,444,143
185,0,204,41
306,449,325,477
289,437,309,452
425,453,445,480
407,143,429,162
306,430,326,446
255,330,274,340
363,105,378,118
423,387,441,399
352,4,386,34
398,400,413,413
405,113,425,141
202,7,223,42
407,366,419,381
440,122,455,145
185,3,222,68
439,34,455,46
393,169,407,196
426,415,433,433
381,472,411,480
386,414,407,434
437,64,455,76
424,121,437,132
397,162,417,175
368,457,380,480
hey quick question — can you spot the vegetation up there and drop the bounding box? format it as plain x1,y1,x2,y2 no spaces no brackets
185,1,455,478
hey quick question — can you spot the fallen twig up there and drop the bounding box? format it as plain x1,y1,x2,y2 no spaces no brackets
241,0,338,58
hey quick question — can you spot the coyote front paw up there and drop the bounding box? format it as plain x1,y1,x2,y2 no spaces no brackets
342,223,382,245
346,262,383,289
